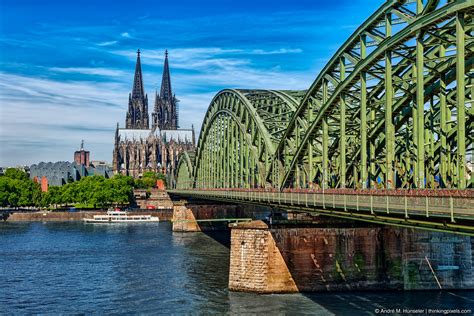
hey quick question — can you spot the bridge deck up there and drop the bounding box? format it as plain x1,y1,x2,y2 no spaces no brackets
169,189,474,235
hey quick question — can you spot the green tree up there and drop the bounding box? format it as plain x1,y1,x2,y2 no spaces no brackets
0,177,11,206
0,169,42,207
4,168,29,181
28,174,136,209
136,171,167,189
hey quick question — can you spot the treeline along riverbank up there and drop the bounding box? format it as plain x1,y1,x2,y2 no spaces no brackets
0,168,166,209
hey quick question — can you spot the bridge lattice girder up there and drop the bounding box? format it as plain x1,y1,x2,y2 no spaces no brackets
176,0,473,191
190,89,303,189
272,0,473,190
176,151,195,189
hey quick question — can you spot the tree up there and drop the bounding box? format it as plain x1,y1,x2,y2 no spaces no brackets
0,177,11,206
135,171,167,189
1,173,138,209
0,169,42,207
4,168,29,181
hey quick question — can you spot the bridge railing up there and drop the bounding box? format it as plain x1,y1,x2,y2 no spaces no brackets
169,189,474,224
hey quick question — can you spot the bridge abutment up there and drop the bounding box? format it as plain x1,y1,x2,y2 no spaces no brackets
229,221,473,293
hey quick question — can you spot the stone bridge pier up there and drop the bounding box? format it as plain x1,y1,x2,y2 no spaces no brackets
228,219,474,293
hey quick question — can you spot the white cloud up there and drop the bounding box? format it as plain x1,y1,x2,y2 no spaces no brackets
97,40,118,46
0,72,127,165
176,92,216,132
110,47,312,91
120,32,131,38
250,48,303,55
112,47,303,70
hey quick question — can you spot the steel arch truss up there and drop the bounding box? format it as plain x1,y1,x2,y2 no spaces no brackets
274,0,473,190
192,89,302,189
176,151,195,189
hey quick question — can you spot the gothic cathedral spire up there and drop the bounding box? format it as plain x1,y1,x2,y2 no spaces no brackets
126,49,149,129
152,50,178,130
160,50,172,101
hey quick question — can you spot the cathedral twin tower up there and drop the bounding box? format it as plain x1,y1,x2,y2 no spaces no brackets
113,49,195,178
126,49,178,130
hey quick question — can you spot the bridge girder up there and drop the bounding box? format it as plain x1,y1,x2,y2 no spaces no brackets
190,89,302,189
176,0,473,192
272,0,473,190
176,151,195,189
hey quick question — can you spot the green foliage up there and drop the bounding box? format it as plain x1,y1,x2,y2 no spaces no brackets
0,169,155,209
353,253,365,278
406,262,421,288
4,168,29,181
45,175,135,209
388,258,403,280
0,169,41,207
134,172,167,189
0,169,137,209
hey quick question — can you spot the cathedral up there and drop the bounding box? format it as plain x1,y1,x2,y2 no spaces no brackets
112,50,195,179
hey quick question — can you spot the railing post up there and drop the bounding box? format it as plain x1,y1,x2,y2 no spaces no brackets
370,195,374,215
386,195,389,214
450,196,455,223
425,196,429,218
404,195,408,219
344,194,347,211
356,195,359,211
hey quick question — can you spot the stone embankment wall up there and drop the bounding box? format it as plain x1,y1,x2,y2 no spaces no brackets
136,189,174,210
229,221,473,293
6,210,173,222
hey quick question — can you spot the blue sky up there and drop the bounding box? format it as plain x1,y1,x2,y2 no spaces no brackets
0,0,381,166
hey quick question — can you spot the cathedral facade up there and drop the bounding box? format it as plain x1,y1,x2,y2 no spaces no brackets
112,50,195,179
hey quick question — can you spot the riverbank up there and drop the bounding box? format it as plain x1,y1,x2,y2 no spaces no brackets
5,210,173,222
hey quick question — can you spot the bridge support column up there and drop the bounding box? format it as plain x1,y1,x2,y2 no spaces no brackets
172,204,239,232
228,220,298,293
228,220,473,293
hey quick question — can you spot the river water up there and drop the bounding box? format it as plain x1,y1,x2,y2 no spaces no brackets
0,222,472,315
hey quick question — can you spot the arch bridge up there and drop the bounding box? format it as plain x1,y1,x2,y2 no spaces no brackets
171,0,474,235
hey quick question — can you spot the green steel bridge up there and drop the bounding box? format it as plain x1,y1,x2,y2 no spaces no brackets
170,0,474,235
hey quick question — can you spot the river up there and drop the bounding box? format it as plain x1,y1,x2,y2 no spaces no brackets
0,222,472,314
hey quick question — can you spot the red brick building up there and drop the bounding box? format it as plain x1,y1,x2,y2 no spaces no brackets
74,140,90,167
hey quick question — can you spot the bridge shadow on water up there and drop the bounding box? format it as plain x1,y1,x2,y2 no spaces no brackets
201,229,231,249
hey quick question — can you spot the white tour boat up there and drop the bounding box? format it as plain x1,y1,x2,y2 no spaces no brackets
83,210,159,223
